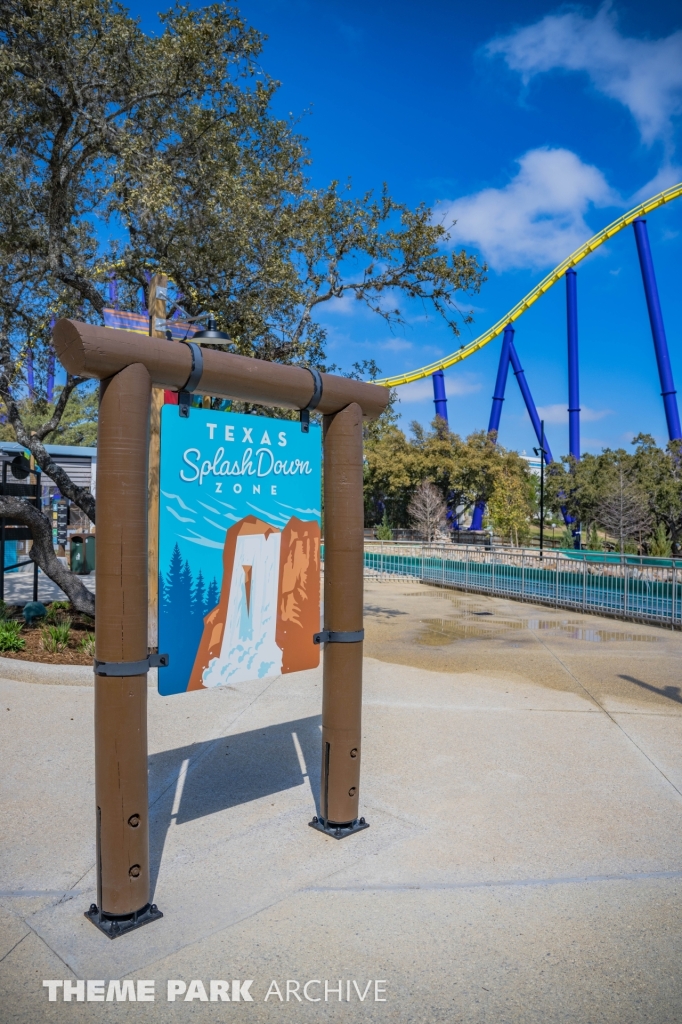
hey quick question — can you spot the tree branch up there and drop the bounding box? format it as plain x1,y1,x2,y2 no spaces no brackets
0,372,97,522
0,495,95,616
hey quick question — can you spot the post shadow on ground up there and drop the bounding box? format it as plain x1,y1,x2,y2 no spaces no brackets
147,714,322,899
619,674,682,706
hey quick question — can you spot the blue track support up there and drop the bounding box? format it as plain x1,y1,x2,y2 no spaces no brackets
566,268,580,460
488,324,514,436
633,217,682,441
432,369,448,422
509,340,554,464
470,325,514,530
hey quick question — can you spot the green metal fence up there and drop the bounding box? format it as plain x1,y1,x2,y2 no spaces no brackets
361,542,682,628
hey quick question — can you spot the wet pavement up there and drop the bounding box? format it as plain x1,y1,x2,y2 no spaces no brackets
363,580,682,714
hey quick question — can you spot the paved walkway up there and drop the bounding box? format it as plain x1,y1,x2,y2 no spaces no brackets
2,566,96,606
1,580,681,1022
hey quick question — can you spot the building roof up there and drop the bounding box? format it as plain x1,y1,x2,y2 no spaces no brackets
0,442,96,458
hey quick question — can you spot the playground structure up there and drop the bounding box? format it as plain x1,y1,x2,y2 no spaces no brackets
52,318,388,936
376,182,682,536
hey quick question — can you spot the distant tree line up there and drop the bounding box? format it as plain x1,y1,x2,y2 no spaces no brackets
546,434,682,556
363,413,534,542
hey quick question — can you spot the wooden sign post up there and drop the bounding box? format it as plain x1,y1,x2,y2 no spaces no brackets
52,319,389,938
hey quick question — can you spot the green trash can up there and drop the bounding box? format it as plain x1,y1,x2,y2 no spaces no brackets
84,535,96,574
70,535,88,575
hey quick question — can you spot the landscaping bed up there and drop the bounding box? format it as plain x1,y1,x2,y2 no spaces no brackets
0,603,94,665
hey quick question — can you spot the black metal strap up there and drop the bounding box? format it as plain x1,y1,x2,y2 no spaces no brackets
94,653,169,677
178,342,204,418
300,366,323,433
313,629,364,645
182,342,204,393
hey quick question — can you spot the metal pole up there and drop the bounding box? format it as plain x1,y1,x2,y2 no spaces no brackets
539,420,545,560
471,324,513,530
432,369,448,423
633,218,682,440
33,471,41,603
317,403,367,837
509,341,555,463
88,362,160,935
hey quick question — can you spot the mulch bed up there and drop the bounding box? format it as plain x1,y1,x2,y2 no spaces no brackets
0,608,94,665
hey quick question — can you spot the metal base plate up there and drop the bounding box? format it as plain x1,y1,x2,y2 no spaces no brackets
84,902,163,939
308,816,369,840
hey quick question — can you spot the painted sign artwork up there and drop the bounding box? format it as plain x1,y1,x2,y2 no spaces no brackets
158,407,322,697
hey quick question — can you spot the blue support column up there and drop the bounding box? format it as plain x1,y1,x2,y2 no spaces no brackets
470,325,514,530
432,369,448,423
487,324,514,437
566,268,580,460
509,340,555,464
633,217,682,441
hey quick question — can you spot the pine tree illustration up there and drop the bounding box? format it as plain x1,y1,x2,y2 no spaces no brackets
165,543,184,600
206,577,219,612
193,569,206,621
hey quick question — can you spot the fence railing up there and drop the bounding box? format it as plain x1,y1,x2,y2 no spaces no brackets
362,541,682,628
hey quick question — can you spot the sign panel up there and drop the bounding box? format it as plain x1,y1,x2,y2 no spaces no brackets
158,407,321,696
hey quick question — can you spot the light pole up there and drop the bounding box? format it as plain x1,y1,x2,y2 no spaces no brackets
533,420,547,560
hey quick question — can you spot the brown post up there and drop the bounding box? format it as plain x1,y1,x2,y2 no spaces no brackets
319,403,367,833
147,273,167,649
87,362,161,936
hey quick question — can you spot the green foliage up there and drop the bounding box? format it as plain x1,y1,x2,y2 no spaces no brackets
78,632,96,656
363,418,532,532
545,434,681,552
41,617,72,653
648,523,673,557
0,0,486,450
46,600,71,623
586,523,602,551
0,619,25,652
375,512,393,540
0,386,98,446
487,466,533,545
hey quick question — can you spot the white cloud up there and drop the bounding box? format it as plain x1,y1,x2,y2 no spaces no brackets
397,375,482,404
630,162,682,202
436,147,618,271
537,403,612,424
487,5,682,149
379,338,413,352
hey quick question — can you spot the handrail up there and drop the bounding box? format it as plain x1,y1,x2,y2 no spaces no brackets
376,181,682,387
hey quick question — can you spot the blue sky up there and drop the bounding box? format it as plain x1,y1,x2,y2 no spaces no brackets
129,1,682,459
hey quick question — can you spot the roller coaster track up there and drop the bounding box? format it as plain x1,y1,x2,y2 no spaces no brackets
376,181,682,388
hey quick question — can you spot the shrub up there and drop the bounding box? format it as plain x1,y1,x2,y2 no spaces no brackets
41,617,72,654
0,620,25,652
78,633,95,656
47,601,71,624
375,512,393,541
648,523,673,558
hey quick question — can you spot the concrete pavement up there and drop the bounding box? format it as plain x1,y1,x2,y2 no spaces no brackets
1,580,681,1022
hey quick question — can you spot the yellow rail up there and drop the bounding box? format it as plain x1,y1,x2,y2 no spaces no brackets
376,181,682,388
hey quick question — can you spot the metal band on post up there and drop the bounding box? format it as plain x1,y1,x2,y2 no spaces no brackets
177,342,204,418
313,630,364,644
300,366,323,433
94,654,169,677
